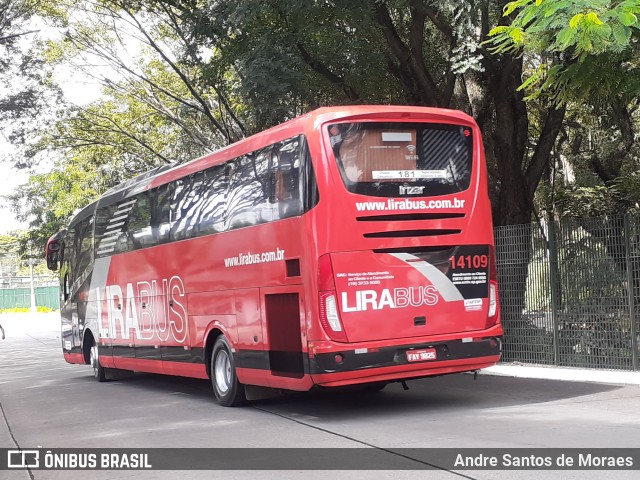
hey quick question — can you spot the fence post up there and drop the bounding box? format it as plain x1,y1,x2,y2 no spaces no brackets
548,216,560,366
623,214,638,371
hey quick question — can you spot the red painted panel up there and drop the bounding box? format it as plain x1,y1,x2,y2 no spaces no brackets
198,315,237,346
235,289,262,353
329,251,490,342
63,352,85,365
99,351,115,369
188,291,236,316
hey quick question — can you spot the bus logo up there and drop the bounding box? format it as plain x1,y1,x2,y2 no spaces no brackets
399,185,425,195
341,286,439,312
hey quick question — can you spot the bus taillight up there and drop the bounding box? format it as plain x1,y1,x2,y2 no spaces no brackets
319,292,348,342
318,254,347,342
489,282,498,318
487,245,500,325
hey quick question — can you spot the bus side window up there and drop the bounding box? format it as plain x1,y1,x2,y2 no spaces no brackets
151,184,172,244
126,192,153,250
272,138,303,220
71,216,94,290
171,173,204,241
197,164,228,236
61,229,74,301
227,150,271,230
301,137,320,213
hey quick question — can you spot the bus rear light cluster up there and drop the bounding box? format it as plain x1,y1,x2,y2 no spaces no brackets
319,292,348,342
487,245,500,327
318,254,348,342
489,281,498,318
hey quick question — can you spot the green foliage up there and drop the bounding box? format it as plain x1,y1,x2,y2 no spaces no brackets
554,176,640,218
0,232,52,278
0,2,65,168
488,0,640,103
8,0,637,241
187,0,423,129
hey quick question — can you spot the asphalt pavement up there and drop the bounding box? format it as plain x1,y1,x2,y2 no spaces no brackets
1,313,639,480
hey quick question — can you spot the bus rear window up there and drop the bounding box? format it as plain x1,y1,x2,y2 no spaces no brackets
328,122,473,197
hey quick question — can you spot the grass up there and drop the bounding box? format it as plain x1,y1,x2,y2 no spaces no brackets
0,307,57,314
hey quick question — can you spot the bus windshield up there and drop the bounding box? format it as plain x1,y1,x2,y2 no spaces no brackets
328,122,473,197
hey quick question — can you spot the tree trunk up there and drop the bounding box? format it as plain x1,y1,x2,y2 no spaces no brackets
483,56,566,349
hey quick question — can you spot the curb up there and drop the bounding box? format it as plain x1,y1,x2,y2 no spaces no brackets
482,363,640,386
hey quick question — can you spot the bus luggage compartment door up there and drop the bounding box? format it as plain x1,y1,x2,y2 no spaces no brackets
329,248,491,342
261,287,305,379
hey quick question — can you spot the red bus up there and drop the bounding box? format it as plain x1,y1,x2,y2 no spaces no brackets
46,106,502,406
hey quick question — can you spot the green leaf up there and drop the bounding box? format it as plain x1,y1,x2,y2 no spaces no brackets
612,23,632,46
509,27,526,44
556,27,575,48
585,12,604,26
504,0,530,17
619,11,637,27
569,14,584,29
488,26,510,36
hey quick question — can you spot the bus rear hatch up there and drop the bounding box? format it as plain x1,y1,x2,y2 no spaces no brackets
322,248,495,343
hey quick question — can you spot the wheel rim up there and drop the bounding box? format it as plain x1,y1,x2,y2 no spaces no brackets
214,349,231,395
90,344,99,378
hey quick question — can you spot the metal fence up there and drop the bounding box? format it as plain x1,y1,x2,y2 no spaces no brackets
495,214,640,371
0,286,60,310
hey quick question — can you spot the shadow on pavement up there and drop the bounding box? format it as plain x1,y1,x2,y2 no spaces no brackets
81,368,622,421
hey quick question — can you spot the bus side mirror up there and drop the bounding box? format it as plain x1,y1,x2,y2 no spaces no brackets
46,240,61,271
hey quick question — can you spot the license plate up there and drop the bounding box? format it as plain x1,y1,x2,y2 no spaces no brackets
406,348,437,362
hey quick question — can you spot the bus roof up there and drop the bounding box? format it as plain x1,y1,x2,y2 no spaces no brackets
67,105,475,228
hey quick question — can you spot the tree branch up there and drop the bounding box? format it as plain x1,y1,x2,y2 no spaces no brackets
374,2,442,106
295,42,361,101
525,105,567,199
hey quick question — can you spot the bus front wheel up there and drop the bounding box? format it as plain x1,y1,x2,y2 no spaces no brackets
90,341,108,382
211,336,246,407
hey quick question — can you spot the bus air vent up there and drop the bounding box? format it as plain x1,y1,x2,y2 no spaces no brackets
363,229,461,238
356,213,465,222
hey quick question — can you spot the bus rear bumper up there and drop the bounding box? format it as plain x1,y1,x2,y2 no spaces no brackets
308,331,502,387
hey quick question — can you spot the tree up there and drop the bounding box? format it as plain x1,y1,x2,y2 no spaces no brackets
1,0,64,167
488,0,640,339
6,0,256,251
0,234,20,283
45,0,247,150
490,5,640,215
178,0,564,227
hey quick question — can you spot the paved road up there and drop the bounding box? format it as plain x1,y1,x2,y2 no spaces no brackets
1,314,639,479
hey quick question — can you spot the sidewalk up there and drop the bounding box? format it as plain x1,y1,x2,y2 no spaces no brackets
483,363,640,386
0,312,60,336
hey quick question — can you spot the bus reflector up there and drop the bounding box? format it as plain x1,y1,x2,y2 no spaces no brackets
319,292,348,342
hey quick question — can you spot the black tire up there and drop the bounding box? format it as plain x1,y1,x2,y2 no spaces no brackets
211,336,246,407
89,340,108,382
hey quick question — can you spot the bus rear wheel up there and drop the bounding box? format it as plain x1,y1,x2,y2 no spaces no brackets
89,341,108,382
211,336,246,407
